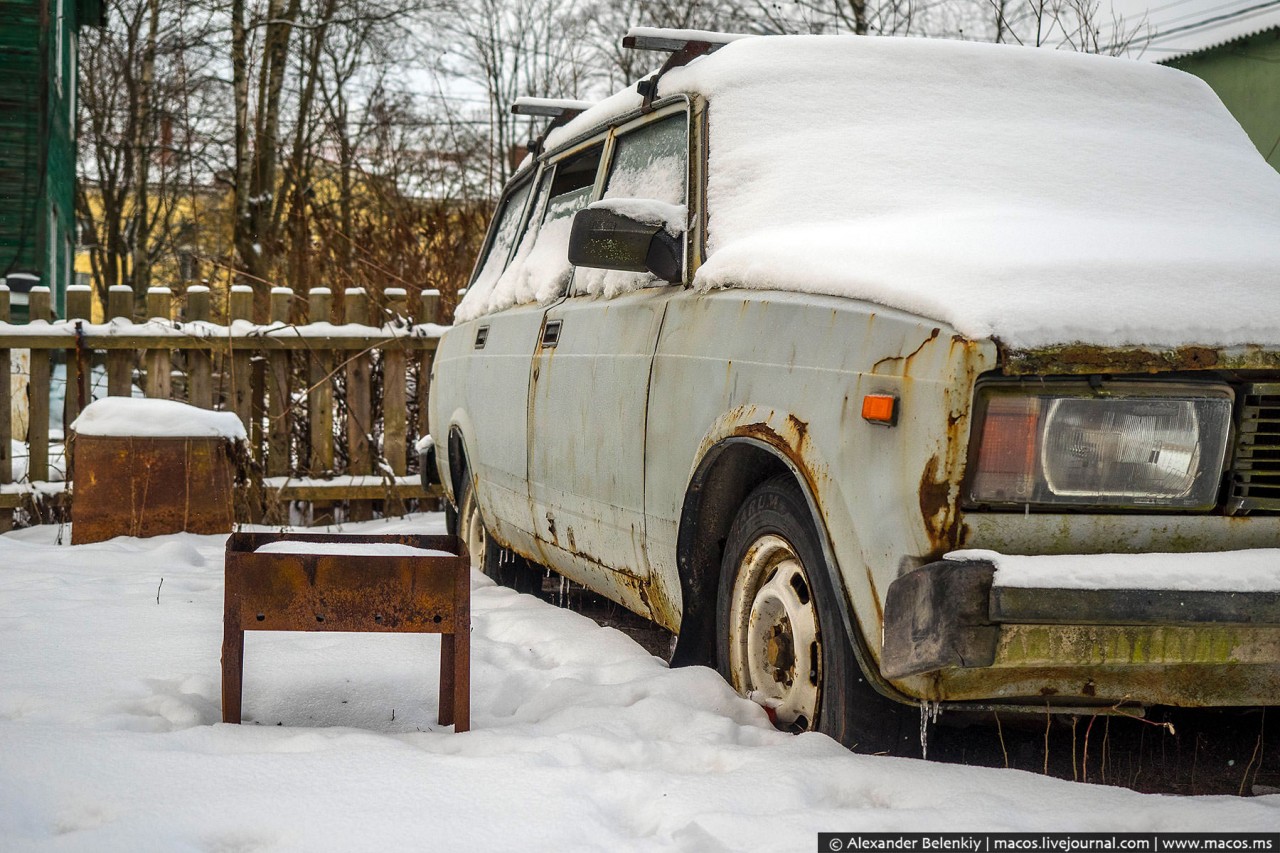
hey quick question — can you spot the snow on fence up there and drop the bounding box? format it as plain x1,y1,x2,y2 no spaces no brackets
0,282,446,530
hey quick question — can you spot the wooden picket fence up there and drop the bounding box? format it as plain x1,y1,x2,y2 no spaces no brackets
0,282,444,530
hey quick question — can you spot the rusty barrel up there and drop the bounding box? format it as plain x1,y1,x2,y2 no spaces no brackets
70,398,245,544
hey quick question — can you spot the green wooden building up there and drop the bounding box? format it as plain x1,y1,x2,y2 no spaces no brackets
1154,18,1280,174
0,0,105,321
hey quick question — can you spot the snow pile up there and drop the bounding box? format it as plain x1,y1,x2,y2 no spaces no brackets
588,198,686,234
2,515,1279,848
71,397,247,441
948,548,1280,592
255,540,455,558
484,188,587,316
461,36,1280,350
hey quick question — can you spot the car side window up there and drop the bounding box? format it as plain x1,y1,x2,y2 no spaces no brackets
495,143,604,305
603,112,687,207
571,111,688,296
467,179,535,305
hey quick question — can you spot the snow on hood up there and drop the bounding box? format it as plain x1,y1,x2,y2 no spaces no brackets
465,36,1280,349
672,36,1280,350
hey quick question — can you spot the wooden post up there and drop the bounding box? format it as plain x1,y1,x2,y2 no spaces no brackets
308,288,334,474
345,288,372,520
251,356,265,464
267,288,292,477
384,288,408,477
0,285,11,494
417,290,440,438
228,286,254,437
186,285,213,408
107,285,133,396
144,287,172,399
419,288,440,326
64,285,92,431
26,288,51,482
385,287,409,325
344,286,369,325
344,288,371,476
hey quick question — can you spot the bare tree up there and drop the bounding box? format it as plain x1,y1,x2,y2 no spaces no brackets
435,0,597,188
77,0,225,308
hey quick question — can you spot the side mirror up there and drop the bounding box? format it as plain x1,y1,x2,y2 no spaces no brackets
567,200,684,284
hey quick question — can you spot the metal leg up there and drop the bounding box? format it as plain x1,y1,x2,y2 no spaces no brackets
453,623,470,733
222,616,244,724
439,634,456,727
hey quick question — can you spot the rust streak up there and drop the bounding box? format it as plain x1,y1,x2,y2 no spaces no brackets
872,327,941,374
784,413,809,446
918,454,957,559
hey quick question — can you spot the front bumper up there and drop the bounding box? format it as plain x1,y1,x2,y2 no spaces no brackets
881,550,1280,707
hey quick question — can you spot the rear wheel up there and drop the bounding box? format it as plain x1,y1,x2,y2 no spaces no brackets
716,474,912,754
457,479,486,573
459,477,544,595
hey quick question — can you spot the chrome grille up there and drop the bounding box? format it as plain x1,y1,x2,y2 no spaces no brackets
1229,383,1280,512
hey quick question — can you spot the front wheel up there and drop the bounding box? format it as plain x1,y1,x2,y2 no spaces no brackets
716,474,913,754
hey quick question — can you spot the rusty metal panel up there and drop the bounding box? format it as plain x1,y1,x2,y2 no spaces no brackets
71,435,236,544
933,623,1280,707
222,533,471,729
228,555,459,633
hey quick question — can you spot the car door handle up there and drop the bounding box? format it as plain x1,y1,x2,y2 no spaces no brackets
474,326,489,349
541,320,562,347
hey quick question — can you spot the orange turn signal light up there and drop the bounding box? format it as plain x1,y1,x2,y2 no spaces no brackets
862,394,899,426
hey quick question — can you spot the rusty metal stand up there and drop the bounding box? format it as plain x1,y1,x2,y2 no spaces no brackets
222,532,470,731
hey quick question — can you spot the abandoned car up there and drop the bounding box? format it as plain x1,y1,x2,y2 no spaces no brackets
427,30,1280,753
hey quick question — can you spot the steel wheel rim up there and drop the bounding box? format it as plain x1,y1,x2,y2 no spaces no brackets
461,487,486,572
727,534,821,730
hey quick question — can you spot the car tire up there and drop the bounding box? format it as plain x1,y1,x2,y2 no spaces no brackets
457,478,486,573
716,474,914,755
444,499,458,538
459,477,544,595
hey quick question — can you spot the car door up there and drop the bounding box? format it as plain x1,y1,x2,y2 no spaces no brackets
527,106,690,612
442,172,548,556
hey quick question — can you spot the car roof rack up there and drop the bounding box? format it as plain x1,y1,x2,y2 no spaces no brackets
512,97,595,157
621,27,751,110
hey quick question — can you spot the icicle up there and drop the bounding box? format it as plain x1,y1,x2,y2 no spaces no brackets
919,700,942,759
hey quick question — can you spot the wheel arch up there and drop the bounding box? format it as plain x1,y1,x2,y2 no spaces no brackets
444,408,477,506
672,434,913,706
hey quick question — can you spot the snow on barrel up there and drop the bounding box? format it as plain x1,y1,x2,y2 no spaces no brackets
70,398,245,544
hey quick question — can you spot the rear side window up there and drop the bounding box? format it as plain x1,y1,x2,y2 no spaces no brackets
495,144,604,305
468,180,535,296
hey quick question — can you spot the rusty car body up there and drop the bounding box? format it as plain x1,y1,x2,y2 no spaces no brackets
427,30,1280,753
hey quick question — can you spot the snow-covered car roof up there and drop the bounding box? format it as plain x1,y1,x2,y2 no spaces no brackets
475,35,1280,350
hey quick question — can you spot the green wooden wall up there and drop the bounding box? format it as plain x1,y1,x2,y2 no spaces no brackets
0,0,102,320
1166,29,1280,174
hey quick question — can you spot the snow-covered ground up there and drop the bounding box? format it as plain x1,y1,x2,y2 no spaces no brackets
2,515,1278,850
